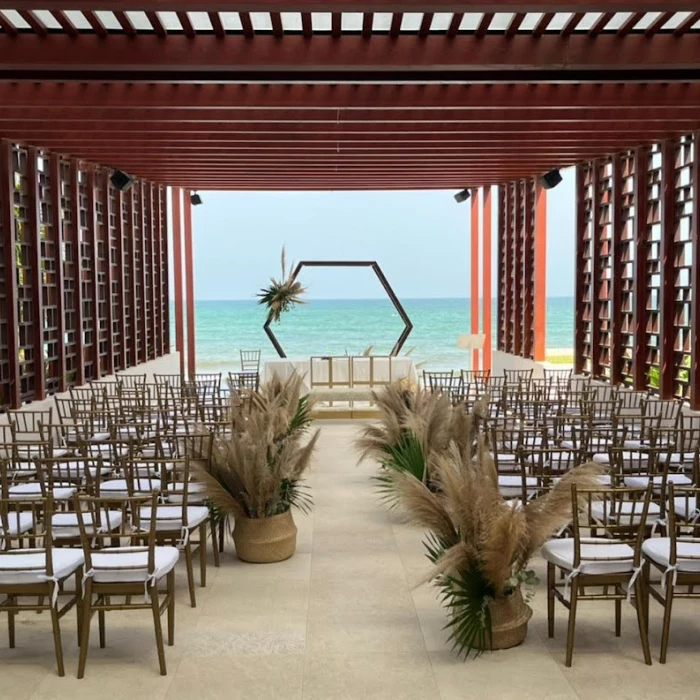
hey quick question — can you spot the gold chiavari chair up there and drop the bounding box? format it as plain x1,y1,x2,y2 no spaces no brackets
0,495,85,677
76,492,178,678
542,484,653,667
240,349,261,373
228,371,260,413
116,373,147,389
503,368,534,387
543,367,573,388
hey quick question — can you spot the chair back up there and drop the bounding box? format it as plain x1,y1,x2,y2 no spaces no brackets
0,496,55,577
667,485,700,564
240,349,261,372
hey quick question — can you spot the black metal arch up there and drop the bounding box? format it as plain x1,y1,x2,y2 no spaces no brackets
263,260,413,359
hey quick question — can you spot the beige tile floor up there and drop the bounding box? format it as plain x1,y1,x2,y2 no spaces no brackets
4,421,700,699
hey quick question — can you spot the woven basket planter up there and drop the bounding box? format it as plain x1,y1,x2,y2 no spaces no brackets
483,588,533,650
232,510,298,563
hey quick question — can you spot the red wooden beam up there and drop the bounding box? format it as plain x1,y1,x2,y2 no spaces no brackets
49,153,66,392
52,10,79,37
521,180,533,359
70,159,85,386
505,13,524,37
102,169,115,376
533,180,546,362
0,12,18,36
331,12,341,36
560,12,584,35
447,12,462,37
419,12,433,37
172,188,185,376
239,12,254,36
390,12,402,36
644,11,673,36
470,187,479,370
532,12,554,36
503,183,512,353
574,163,586,375
475,12,493,37
609,153,623,383
301,12,312,37
588,11,613,36
178,11,196,37
632,147,648,391
83,11,108,38
617,12,643,36
512,182,522,355
270,11,283,35
690,132,700,409
590,160,601,378
0,140,20,408
482,186,492,371
153,184,162,357
139,181,148,364
27,147,46,400
18,10,47,37
675,12,700,36
114,11,137,37
497,184,504,351
128,185,137,367
146,11,167,37
659,139,676,399
209,11,225,36
148,182,158,359
183,191,196,379
160,185,170,356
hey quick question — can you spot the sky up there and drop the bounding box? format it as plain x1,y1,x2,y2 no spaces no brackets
181,166,575,301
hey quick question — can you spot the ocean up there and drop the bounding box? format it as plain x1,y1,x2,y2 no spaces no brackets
174,297,574,374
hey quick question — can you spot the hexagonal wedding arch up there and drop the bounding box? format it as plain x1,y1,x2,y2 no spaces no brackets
263,261,413,359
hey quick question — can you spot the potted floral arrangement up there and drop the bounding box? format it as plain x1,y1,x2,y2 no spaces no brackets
257,247,307,323
196,373,319,563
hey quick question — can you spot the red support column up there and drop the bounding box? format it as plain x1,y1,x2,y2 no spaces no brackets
128,186,137,368
153,183,162,358
161,186,170,356
183,191,196,379
522,180,533,359
172,188,185,377
609,154,624,384
115,186,127,371
49,154,66,392
0,141,21,408
87,165,99,377
139,181,148,364
483,187,492,372
470,187,480,370
27,147,46,400
590,161,601,378
70,160,85,386
503,184,512,353
690,132,700,410
659,139,677,399
512,182,522,356
534,181,547,362
632,147,649,391
574,164,586,375
102,170,115,376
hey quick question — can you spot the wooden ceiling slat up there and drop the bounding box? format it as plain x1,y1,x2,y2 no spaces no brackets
532,12,554,36
331,12,341,36
390,12,402,37
561,12,584,35
588,12,614,36
114,10,137,37
617,12,643,36
644,11,674,36
209,11,224,36
177,11,195,37
145,11,167,37
505,12,524,37
419,12,433,37
0,11,18,36
301,12,312,37
51,10,78,37
674,12,700,36
83,10,108,38
18,10,47,37
447,12,463,37
239,11,254,37
270,11,283,36
362,12,373,38
475,12,493,37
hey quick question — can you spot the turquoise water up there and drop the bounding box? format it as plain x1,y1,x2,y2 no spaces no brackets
173,297,574,374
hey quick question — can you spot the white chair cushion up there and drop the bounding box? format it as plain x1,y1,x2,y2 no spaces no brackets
139,505,209,532
87,444,129,459
8,483,76,501
89,432,111,443
590,500,660,526
90,545,179,583
672,496,700,521
498,475,538,498
46,461,112,480
642,537,700,573
101,478,161,497
0,548,84,585
624,474,692,491
166,482,207,504
52,510,124,539
541,537,635,575
0,512,34,536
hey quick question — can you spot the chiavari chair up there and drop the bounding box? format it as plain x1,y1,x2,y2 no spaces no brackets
240,349,261,373
543,367,573,388
589,384,620,404
0,495,85,677
116,373,147,389
503,368,534,387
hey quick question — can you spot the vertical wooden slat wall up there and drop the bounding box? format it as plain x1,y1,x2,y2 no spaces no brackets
0,139,171,410
574,133,700,407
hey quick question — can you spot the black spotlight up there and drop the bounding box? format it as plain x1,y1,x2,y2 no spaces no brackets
110,169,134,192
453,189,471,204
190,192,203,206
538,169,563,190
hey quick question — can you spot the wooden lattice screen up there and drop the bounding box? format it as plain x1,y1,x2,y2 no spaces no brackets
0,139,170,410
575,132,700,408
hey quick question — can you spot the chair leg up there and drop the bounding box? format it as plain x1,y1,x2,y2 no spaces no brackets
659,578,675,664
218,519,224,553
77,581,93,679
75,569,83,647
184,542,197,608
8,595,16,648
199,523,207,588
547,563,555,638
167,570,175,646
98,608,106,649
634,573,652,665
615,589,622,637
150,587,167,676
49,592,65,678
211,520,220,568
565,579,580,668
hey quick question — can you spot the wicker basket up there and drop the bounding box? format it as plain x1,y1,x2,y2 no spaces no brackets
232,510,297,563
484,587,533,650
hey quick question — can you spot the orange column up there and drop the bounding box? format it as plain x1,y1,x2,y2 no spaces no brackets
471,188,480,370
183,191,196,379
534,182,547,362
482,187,492,371
172,187,185,377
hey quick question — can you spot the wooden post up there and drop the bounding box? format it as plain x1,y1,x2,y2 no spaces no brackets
470,187,480,370
70,159,85,386
183,191,196,379
690,133,700,409
483,186,492,372
590,161,601,378
87,165,99,378
574,164,586,375
609,154,624,384
49,154,66,392
102,170,115,376
172,188,185,377
632,147,649,391
534,180,547,363
128,186,137,368
161,186,170,356
512,182,522,356
115,186,127,371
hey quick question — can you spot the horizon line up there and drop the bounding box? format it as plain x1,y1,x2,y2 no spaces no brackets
185,295,576,302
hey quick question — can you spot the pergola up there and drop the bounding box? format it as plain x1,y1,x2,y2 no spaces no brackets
0,2,698,409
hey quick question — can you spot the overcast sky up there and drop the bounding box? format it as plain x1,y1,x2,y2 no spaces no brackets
180,166,575,301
